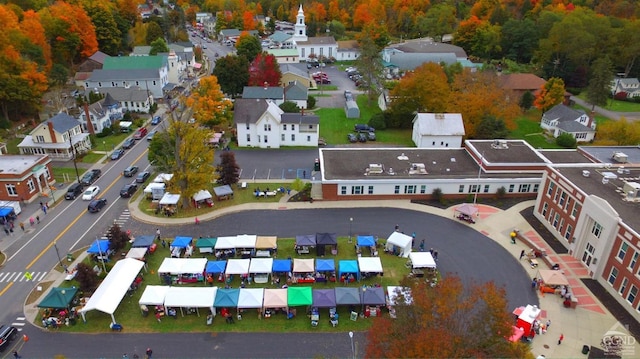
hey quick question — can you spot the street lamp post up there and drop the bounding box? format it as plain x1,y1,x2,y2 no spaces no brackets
69,135,80,184
349,331,355,359
472,151,484,208
102,141,107,155
348,217,353,243
53,241,66,272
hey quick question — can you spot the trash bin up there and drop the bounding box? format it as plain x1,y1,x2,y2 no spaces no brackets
66,253,73,261
582,345,590,354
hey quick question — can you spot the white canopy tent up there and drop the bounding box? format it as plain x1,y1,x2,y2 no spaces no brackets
226,259,251,275
153,173,174,183
249,258,274,284
408,252,437,269
192,190,212,202
79,258,145,323
164,287,217,317
236,234,257,248
126,247,148,260
238,288,265,309
215,236,237,250
139,285,170,306
293,258,315,273
357,257,383,273
157,258,207,275
144,182,165,193
159,193,181,206
385,232,413,258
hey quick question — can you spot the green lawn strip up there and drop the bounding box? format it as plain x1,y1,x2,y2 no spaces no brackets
80,153,104,164
5,136,23,154
576,93,640,113
52,167,87,184
52,237,409,333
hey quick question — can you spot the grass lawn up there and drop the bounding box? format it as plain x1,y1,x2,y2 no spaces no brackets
52,167,87,184
508,110,562,149
4,136,23,154
46,237,411,333
576,93,640,113
80,153,104,164
93,132,132,151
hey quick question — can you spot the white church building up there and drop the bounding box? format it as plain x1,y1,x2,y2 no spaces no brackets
292,5,338,62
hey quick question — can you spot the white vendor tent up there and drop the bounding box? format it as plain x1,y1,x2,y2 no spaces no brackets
144,182,165,193
236,234,257,248
153,173,174,183
164,287,217,317
263,288,288,309
215,236,237,250
79,258,145,323
238,288,265,309
408,252,437,269
385,232,413,258
192,190,212,202
126,247,148,261
139,285,170,306
159,193,181,206
293,258,315,273
249,258,273,284
226,259,251,275
158,258,207,275
358,257,383,274
387,286,413,305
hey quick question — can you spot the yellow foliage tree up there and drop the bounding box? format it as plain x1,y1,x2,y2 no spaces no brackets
534,77,566,112
389,62,451,114
185,75,234,129
593,118,640,146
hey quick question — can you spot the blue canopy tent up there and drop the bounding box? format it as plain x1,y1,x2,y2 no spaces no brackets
214,288,240,308
205,260,227,274
87,239,110,254
338,260,360,282
335,287,361,306
357,235,376,247
172,236,193,247
316,259,335,272
132,235,155,248
295,234,316,255
312,289,337,308
272,259,292,273
0,207,14,219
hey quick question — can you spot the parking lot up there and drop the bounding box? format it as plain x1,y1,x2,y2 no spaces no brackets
216,148,321,180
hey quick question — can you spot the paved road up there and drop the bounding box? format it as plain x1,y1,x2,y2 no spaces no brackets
571,96,640,121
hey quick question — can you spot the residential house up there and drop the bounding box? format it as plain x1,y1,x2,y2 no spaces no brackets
74,51,110,87
78,93,124,133
269,31,295,49
283,82,308,109
97,87,154,113
0,154,55,203
218,29,259,44
611,78,640,98
498,73,547,98
336,40,360,61
280,64,313,89
290,6,338,61
411,113,465,148
196,12,213,23
234,98,320,148
541,104,596,142
242,86,284,106
132,43,194,83
18,112,91,160
84,56,169,98
266,49,299,64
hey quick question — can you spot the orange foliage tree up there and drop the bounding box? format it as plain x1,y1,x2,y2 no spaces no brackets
447,69,520,138
185,75,234,128
242,10,256,30
365,276,532,358
534,77,566,112
353,0,386,29
389,62,451,114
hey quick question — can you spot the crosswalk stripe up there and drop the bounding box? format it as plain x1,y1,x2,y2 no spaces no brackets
36,272,48,281
0,272,10,281
0,272,47,283
12,322,25,327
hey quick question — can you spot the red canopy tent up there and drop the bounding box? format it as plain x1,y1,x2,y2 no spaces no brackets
515,304,541,339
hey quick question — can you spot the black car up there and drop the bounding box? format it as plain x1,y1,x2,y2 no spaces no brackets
0,325,17,352
355,124,375,132
123,166,139,177
122,138,136,149
136,171,151,183
347,133,357,143
119,183,138,198
81,169,101,186
358,133,367,142
64,182,84,200
87,198,107,213
111,148,125,160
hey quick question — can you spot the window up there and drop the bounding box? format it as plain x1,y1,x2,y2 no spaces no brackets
394,185,400,194
292,125,295,131
618,242,629,261
27,179,35,193
281,134,285,141
368,186,374,194
45,167,51,179
592,222,603,238
554,189,560,202
404,185,416,194
565,225,573,240
572,203,581,218
152,81,156,86
351,186,363,195
559,192,567,207
458,185,464,193
628,286,638,304
340,186,347,195
509,184,515,193
246,134,250,142
468,184,480,193
558,219,564,233
542,203,549,217
620,278,629,295
565,197,572,211
552,213,560,228
483,185,490,193
307,135,311,142
533,184,539,192
5,184,17,196
246,124,249,130
631,252,639,270
608,267,618,285
308,125,313,129
291,134,295,141
420,185,426,194
283,124,287,130
583,242,595,266
519,184,531,192
547,182,555,196
264,136,268,143
36,135,45,143
264,124,271,131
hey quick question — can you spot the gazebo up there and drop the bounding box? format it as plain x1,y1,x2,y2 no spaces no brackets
38,286,79,309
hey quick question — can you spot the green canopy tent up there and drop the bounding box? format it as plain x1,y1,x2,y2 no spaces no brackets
287,286,313,307
38,286,78,309
196,237,217,254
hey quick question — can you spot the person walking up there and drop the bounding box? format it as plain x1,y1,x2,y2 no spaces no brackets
42,204,47,215
145,347,153,359
19,222,24,231
433,249,439,261
12,350,20,359
156,228,161,241
519,249,526,260
546,319,551,329
419,239,425,252
36,215,40,224
558,333,564,345
29,217,34,226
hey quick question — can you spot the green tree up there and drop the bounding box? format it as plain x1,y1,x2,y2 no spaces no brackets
217,151,240,185
235,33,262,63
556,133,577,148
49,64,68,87
279,101,300,113
594,118,640,146
416,3,457,39
519,91,534,110
266,17,275,34
475,115,508,139
212,54,249,98
586,56,614,111
501,18,538,63
306,96,316,109
470,21,502,60
85,3,121,56
356,24,386,105
149,37,169,55
145,21,164,44
327,20,345,39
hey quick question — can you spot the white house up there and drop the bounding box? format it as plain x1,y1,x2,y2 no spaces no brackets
18,113,92,159
336,40,360,61
540,104,596,142
611,78,640,98
283,82,308,109
77,93,124,133
242,86,284,106
85,56,169,98
97,87,154,113
234,99,320,148
291,5,338,61
412,113,465,148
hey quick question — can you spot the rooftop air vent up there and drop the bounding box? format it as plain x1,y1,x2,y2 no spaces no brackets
388,167,395,175
397,153,409,161
582,170,590,177
450,158,456,162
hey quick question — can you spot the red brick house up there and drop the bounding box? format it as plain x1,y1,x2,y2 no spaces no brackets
0,154,55,203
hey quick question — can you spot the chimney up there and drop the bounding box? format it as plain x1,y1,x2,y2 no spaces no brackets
47,121,57,143
84,103,95,134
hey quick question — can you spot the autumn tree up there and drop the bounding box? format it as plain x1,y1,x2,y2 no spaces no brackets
586,56,614,111
366,275,530,358
212,54,249,98
355,23,387,105
534,77,565,112
146,21,164,44
106,223,129,253
594,118,640,146
185,75,234,128
389,63,450,118
74,262,100,292
235,32,262,63
217,151,240,186
149,37,169,55
85,2,122,56
248,53,282,87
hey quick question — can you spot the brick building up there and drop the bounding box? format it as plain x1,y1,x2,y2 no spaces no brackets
0,154,55,203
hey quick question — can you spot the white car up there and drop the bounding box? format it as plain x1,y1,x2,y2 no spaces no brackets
82,186,101,201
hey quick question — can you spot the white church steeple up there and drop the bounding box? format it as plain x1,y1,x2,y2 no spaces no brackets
293,4,307,42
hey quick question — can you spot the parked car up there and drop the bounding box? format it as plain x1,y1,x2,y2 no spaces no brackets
318,137,327,146
354,124,375,132
122,138,136,149
133,127,148,140
119,183,138,198
64,183,84,200
151,116,162,125
146,131,157,141
80,169,101,186
82,186,101,200
111,148,125,160
358,133,367,142
367,132,376,141
136,171,151,183
87,198,107,213
0,325,18,352
347,133,357,143
123,166,139,177
315,78,331,84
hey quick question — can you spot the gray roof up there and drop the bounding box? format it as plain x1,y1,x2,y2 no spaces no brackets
412,113,465,136
89,51,109,64
233,98,269,125
543,104,584,123
242,86,284,100
538,150,596,164
169,43,193,51
279,64,308,78
385,52,457,70
281,113,319,125
48,112,80,133
466,140,549,164
557,119,595,133
579,146,640,165
270,31,292,43
132,46,152,55
284,82,307,101
390,40,467,58
295,36,337,46
97,87,150,102
615,78,640,87
88,69,161,81
220,29,241,37
103,93,118,107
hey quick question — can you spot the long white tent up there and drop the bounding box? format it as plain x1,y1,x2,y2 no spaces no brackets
79,258,145,323
158,258,207,275
236,234,257,248
164,287,217,317
249,258,274,274
215,236,237,250
408,252,436,269
238,288,265,309
226,259,251,275
139,285,170,306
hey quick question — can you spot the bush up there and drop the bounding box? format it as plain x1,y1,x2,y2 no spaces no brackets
496,186,506,199
369,113,386,130
556,133,577,148
432,188,443,203
307,96,316,109
149,103,158,114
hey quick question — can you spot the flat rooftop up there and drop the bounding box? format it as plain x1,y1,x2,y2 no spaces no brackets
466,140,548,164
539,150,596,164
579,146,640,165
0,155,47,175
